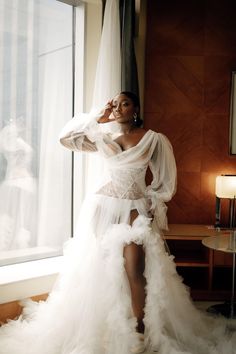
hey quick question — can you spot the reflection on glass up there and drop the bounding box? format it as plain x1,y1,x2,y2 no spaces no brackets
0,118,36,250
0,0,73,265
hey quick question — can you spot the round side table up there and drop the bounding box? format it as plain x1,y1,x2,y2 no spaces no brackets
202,231,236,318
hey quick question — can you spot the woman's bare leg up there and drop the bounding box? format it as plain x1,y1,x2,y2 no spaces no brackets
123,210,146,333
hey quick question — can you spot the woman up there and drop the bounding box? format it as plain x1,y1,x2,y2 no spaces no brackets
0,92,235,354
97,92,152,338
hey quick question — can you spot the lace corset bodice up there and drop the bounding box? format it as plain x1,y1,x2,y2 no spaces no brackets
96,167,147,200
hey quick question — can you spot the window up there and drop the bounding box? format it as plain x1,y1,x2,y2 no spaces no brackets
0,0,75,265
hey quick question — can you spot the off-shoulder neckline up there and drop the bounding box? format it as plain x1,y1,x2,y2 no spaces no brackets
112,129,154,155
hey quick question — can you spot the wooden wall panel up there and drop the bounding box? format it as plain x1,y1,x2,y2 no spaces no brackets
144,0,236,225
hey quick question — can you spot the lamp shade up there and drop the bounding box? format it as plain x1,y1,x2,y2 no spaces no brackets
215,175,236,199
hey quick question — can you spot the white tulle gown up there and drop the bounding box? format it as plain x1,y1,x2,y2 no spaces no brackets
0,112,236,354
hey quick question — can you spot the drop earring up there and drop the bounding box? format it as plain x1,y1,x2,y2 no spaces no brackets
133,113,138,124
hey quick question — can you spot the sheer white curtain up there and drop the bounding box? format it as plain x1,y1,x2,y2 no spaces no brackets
92,0,121,108
37,48,72,247
74,0,121,211
36,1,73,246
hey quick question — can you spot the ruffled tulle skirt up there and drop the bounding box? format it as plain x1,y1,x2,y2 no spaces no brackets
0,194,236,354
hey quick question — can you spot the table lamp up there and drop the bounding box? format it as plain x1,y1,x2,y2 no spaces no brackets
211,175,236,318
215,175,236,228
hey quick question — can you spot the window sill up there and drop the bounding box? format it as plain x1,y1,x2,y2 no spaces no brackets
0,256,64,304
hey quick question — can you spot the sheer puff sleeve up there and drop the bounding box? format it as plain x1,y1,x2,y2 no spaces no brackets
59,109,119,152
59,110,104,152
146,133,177,231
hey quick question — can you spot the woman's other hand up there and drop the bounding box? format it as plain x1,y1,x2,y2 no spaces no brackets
146,198,154,220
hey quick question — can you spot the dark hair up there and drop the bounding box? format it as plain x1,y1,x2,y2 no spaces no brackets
120,91,143,127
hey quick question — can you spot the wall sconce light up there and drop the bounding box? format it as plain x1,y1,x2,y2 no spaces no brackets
215,175,236,228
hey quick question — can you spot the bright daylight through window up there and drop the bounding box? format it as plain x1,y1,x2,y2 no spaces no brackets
0,0,74,265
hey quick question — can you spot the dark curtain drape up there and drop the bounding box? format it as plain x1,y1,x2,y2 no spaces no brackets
119,0,139,97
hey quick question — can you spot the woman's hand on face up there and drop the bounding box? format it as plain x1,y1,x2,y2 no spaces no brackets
97,101,116,123
105,101,116,121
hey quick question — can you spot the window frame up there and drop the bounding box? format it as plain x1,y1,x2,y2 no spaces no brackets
0,1,103,302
